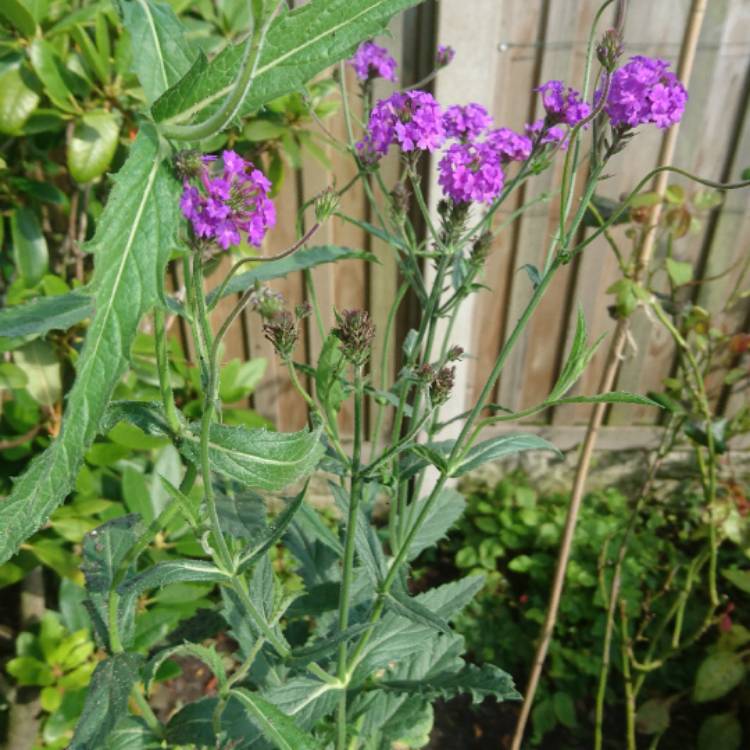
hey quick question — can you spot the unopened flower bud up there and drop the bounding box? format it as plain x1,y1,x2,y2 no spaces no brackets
430,366,455,405
332,309,375,366
263,311,298,358
471,231,493,262
314,187,340,223
295,302,312,320
250,285,285,320
415,363,435,384
390,182,411,219
596,29,623,73
173,149,208,181
447,346,464,362
436,44,455,68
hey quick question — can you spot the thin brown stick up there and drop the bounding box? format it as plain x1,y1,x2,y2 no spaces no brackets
509,1,707,746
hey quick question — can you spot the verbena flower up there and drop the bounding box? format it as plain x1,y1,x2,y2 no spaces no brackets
536,80,591,126
486,127,532,162
356,91,445,163
525,118,568,149
438,140,504,204
436,44,456,68
180,150,275,249
348,41,397,83
603,55,687,129
442,103,493,140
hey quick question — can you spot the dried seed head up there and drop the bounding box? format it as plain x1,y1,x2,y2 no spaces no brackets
295,301,312,320
332,309,375,366
430,366,455,405
447,345,464,362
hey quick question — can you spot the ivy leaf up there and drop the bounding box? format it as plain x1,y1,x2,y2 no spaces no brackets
231,689,321,750
179,423,323,492
381,663,520,704
0,126,181,565
452,434,561,476
152,0,424,126
119,0,197,104
69,653,145,750
68,110,122,183
206,245,373,305
0,291,94,338
10,206,48,286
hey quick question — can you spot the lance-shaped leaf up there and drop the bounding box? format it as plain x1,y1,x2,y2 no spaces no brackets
407,489,466,560
117,559,231,599
206,245,373,306
152,0,424,125
452,434,561,476
179,424,323,491
69,653,145,750
0,290,94,338
119,0,197,104
0,126,181,564
144,643,227,693
231,688,321,750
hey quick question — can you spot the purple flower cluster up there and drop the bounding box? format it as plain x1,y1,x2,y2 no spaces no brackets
442,103,493,140
604,56,687,129
438,141,504,205
436,44,456,68
537,80,592,126
486,127,533,162
348,41,397,83
525,118,568,148
357,91,445,162
180,150,275,250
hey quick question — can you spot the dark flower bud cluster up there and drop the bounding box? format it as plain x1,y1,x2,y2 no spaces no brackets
436,44,456,68
263,311,298,359
471,231,493,263
596,28,624,72
332,309,375,367
447,345,464,362
430,366,456,405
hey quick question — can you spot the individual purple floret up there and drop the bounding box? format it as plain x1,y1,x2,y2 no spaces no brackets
348,41,397,83
525,118,568,149
438,141,504,204
357,91,445,162
436,44,456,67
180,150,276,250
442,103,493,140
537,80,592,126
486,127,533,162
603,56,687,129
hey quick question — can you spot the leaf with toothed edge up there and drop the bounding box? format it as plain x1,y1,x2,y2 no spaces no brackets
0,126,181,565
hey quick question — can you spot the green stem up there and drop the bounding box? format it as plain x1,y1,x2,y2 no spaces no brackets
159,6,277,141
131,686,162,736
154,305,181,434
232,576,290,658
336,366,364,750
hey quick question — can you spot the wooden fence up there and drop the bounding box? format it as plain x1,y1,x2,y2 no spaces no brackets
183,0,750,444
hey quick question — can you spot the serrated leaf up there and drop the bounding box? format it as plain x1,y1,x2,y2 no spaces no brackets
119,0,197,104
206,245,372,306
152,0,423,126
382,662,519,704
693,651,745,703
82,515,144,594
407,489,465,560
387,588,450,634
216,485,267,541
0,60,40,134
290,623,369,664
453,434,561,476
179,423,323,491
69,653,145,750
68,110,122,183
145,643,226,693
0,126,182,565
10,206,48,286
0,291,94,338
117,559,230,598
101,401,172,438
231,688,321,750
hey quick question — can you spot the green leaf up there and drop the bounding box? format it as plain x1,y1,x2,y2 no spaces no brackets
0,290,93,339
6,655,54,686
387,587,451,634
10,206,48,286
315,334,345,414
635,697,671,735
407,489,466,560
68,110,122,183
104,716,161,750
290,624,369,664
0,126,181,565
665,257,693,286
117,559,231,598
28,39,76,112
0,362,28,390
69,653,145,750
82,515,143,594
453,434,561,476
101,401,172,438
145,643,226,693
693,651,746,703
381,662,520,704
722,567,750,594
71,25,109,86
697,713,742,750
206,245,372,305
219,358,266,402
551,392,659,407
152,0,422,125
0,59,40,134
119,0,197,104
179,423,323,491
13,340,61,407
0,0,37,36
231,688,321,750
552,691,577,729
